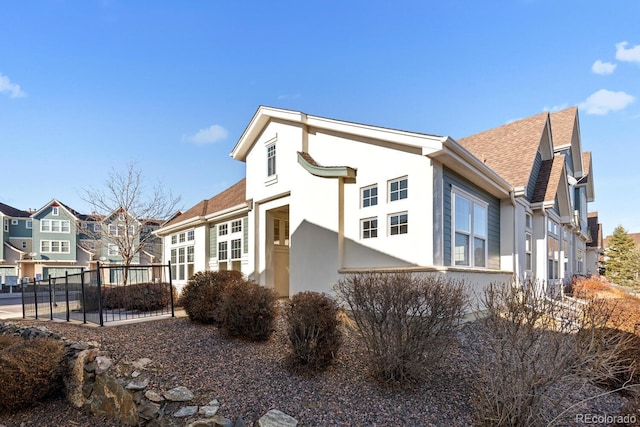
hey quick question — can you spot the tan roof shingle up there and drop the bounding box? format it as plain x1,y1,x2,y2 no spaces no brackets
457,111,549,188
163,179,247,228
549,106,577,148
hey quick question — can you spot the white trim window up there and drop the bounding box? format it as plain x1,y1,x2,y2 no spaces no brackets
231,220,242,233
361,217,378,239
547,219,560,280
187,230,194,241
267,143,276,177
41,240,71,253
453,190,488,268
389,177,408,202
52,207,59,216
179,232,186,243
41,219,71,233
361,185,378,208
171,235,177,245
3,219,8,232
219,224,228,236
231,239,242,259
218,241,228,261
11,219,18,225
26,220,33,229
108,243,119,256
389,212,408,235
525,213,533,272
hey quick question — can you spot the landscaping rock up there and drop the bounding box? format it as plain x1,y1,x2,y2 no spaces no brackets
126,377,149,391
199,399,220,417
94,356,113,374
163,386,195,402
145,389,165,402
173,405,199,417
258,409,298,427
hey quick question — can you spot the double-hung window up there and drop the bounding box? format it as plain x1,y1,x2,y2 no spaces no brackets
389,212,408,235
361,185,378,208
361,218,378,239
389,177,408,202
547,219,560,280
453,190,488,268
231,239,242,259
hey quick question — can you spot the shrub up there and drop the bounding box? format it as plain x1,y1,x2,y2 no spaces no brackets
471,281,636,427
284,291,342,372
219,280,278,341
80,282,176,312
0,335,66,413
334,272,467,384
179,270,244,324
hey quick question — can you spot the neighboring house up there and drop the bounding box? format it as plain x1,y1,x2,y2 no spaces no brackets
157,105,597,298
1,199,163,283
0,202,32,286
586,212,604,275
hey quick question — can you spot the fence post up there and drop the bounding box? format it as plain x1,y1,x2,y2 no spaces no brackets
168,261,174,318
97,261,104,327
65,271,70,322
48,275,53,321
21,278,26,319
33,277,38,320
81,267,87,324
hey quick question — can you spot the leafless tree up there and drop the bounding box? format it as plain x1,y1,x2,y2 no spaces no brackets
81,162,181,285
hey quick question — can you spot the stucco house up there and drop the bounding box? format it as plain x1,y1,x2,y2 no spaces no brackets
156,105,598,297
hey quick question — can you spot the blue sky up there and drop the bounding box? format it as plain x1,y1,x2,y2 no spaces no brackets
1,0,638,237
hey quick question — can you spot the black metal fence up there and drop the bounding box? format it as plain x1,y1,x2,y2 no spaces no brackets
21,262,174,326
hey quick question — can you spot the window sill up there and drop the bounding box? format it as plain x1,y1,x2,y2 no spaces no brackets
265,174,278,186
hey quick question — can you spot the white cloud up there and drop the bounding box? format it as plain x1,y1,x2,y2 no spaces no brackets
184,124,228,145
591,60,616,75
580,89,635,115
615,41,640,63
543,103,569,113
0,72,26,98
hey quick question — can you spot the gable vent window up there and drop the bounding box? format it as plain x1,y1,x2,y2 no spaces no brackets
267,144,276,177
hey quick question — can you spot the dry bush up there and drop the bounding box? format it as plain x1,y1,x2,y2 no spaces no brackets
81,283,176,312
219,280,279,341
0,335,66,414
334,272,467,384
471,281,637,427
284,291,343,373
570,276,608,298
179,270,244,324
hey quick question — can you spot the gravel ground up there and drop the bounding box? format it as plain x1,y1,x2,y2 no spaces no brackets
0,313,636,427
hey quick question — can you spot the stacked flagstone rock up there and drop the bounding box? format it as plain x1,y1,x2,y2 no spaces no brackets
0,322,298,427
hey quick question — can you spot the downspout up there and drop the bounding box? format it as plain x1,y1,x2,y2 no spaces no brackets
510,190,517,280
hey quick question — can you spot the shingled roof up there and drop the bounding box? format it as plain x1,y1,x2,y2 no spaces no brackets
549,107,577,148
0,202,30,218
530,154,566,204
163,179,247,228
457,111,549,188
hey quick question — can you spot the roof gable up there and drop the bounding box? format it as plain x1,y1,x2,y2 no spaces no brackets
457,111,551,189
31,199,81,220
231,106,447,162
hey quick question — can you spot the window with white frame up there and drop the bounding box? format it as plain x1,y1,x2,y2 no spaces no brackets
41,240,71,253
525,213,533,229
525,233,532,271
11,219,18,225
267,144,276,176
218,241,228,261
547,219,560,280
26,220,32,229
361,185,378,208
187,230,194,241
108,244,119,256
3,220,8,232
453,190,488,268
219,224,228,236
389,177,408,202
52,207,59,216
41,219,70,233
93,223,100,232
231,220,242,233
179,232,185,243
389,212,408,235
361,218,378,239
231,239,242,259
